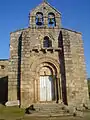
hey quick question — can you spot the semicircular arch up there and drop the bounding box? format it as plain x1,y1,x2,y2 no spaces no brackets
30,57,60,77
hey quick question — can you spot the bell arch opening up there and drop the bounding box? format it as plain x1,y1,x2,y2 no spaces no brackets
36,12,43,26
48,12,56,27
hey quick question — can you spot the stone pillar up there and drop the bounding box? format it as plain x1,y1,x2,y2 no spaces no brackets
56,76,59,103
44,17,48,28
58,78,62,103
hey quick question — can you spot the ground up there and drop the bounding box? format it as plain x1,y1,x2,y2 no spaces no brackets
0,105,90,120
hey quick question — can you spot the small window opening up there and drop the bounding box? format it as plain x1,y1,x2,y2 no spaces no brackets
43,36,52,48
36,12,43,26
1,65,5,69
48,13,56,27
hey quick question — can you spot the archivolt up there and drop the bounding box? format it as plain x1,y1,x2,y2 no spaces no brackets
30,56,60,77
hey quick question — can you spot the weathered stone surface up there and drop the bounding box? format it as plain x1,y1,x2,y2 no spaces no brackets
0,1,89,108
5,100,20,106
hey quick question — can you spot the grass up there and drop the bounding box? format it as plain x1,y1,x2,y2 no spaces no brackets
0,105,25,120
0,104,90,120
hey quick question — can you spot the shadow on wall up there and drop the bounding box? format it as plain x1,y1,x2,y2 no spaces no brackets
58,31,68,105
17,33,22,106
0,76,8,105
87,79,90,99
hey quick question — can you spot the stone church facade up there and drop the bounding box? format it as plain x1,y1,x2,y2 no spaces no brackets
0,1,89,107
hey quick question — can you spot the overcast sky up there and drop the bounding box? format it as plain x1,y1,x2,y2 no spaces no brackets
0,0,90,78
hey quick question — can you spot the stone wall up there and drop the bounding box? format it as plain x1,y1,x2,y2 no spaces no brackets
8,1,62,107
61,28,89,106
20,28,61,107
7,1,89,108
29,1,61,28
0,60,8,104
8,30,24,101
8,27,89,107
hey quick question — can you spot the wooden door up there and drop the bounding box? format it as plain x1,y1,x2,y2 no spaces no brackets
40,76,52,101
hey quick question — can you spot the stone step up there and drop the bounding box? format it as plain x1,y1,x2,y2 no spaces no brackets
35,108,65,112
34,103,63,110
25,103,72,117
28,103,70,115
34,103,63,108
26,110,71,117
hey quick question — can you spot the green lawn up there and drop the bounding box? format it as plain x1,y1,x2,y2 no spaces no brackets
0,105,90,120
0,105,24,120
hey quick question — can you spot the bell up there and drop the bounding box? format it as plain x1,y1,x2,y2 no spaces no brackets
36,18,43,25
49,18,54,24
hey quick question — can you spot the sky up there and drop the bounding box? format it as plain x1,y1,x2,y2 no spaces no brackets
0,0,90,78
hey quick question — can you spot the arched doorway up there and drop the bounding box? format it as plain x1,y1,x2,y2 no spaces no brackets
30,57,62,103
34,60,61,103
39,66,55,101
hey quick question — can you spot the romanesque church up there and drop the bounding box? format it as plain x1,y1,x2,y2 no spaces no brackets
0,0,89,108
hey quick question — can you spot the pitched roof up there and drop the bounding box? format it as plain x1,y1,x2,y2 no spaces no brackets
31,0,61,15
43,0,61,15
